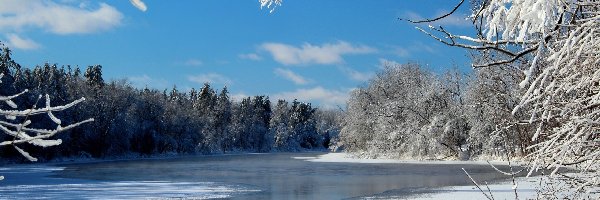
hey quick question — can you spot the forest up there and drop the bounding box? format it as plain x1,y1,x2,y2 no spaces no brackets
0,42,536,163
0,46,341,161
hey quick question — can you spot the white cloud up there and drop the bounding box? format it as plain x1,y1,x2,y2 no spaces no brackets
129,0,147,12
272,87,350,108
261,41,376,65
274,68,310,85
183,59,203,66
5,34,41,50
339,67,373,82
239,53,262,61
187,73,233,86
128,74,169,89
0,0,123,35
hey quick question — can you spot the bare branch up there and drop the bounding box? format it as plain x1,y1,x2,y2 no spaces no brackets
401,0,465,24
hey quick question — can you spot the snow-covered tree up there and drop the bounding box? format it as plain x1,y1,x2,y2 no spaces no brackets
270,99,291,150
340,63,467,159
411,0,599,196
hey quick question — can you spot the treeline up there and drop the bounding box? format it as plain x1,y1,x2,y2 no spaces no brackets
0,47,341,161
337,62,534,160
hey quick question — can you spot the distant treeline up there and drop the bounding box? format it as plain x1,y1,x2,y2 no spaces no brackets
0,47,341,162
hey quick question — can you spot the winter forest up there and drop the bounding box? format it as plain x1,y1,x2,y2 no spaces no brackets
0,48,342,160
1,0,598,199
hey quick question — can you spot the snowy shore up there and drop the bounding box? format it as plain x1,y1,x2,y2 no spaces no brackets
293,152,510,165
294,153,540,199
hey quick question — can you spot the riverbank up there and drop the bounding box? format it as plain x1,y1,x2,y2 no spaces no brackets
294,153,542,199
294,152,511,165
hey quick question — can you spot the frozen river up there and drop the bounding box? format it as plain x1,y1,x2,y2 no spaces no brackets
0,152,514,199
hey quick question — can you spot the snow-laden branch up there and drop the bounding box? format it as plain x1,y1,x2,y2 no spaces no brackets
259,0,283,13
0,75,94,162
0,96,86,118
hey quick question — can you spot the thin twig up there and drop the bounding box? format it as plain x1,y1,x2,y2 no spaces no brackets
463,168,495,200
401,0,465,24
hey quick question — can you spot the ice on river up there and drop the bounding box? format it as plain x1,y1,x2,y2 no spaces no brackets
0,165,258,200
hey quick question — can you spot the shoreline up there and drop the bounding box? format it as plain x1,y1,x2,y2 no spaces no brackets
294,152,514,166
1,150,330,167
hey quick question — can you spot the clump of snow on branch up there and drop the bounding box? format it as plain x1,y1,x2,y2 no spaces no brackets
259,0,282,13
479,0,566,42
0,74,93,162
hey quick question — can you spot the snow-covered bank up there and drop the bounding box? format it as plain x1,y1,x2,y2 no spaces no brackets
404,177,539,200
293,153,541,199
293,152,508,165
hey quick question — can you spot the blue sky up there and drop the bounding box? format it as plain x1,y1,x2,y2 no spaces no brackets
0,0,474,108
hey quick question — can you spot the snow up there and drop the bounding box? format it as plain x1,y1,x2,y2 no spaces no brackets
0,181,258,200
403,177,539,200
294,152,507,165
0,165,259,199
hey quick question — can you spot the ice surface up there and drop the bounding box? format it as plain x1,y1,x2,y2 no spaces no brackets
1,153,525,199
0,181,258,200
0,165,258,200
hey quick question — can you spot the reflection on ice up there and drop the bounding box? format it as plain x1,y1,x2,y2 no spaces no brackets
0,181,259,199
1,153,516,199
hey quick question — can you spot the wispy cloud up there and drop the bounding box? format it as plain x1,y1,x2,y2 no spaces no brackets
0,1,123,35
261,41,376,65
379,58,402,68
129,0,147,12
5,34,41,50
187,73,233,86
272,87,350,108
386,42,438,59
231,92,250,102
183,59,203,67
274,68,311,85
393,46,410,57
239,53,262,61
128,74,169,89
339,67,374,82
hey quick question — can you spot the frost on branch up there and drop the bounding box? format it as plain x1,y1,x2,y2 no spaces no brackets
485,1,600,196
408,0,599,197
0,75,93,162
